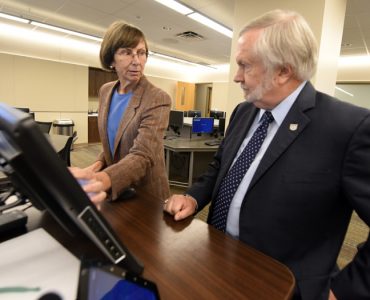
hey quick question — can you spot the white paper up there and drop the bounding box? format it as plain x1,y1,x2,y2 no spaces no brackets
0,228,80,300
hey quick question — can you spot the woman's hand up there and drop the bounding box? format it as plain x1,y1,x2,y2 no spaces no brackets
69,167,107,208
83,160,104,173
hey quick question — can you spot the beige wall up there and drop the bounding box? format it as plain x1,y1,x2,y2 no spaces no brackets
88,75,177,112
337,65,370,82
335,84,370,109
0,52,88,143
146,75,177,109
211,82,229,113
0,52,180,144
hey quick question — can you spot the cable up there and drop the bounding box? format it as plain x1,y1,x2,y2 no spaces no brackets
0,191,29,213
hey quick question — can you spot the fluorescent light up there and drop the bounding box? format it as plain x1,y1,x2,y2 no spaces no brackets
335,86,354,97
30,21,102,42
0,12,29,24
154,0,193,15
149,51,211,67
0,13,102,42
188,12,233,38
153,0,233,38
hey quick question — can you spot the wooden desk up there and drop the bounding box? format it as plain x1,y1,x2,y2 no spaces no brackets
164,138,218,187
8,190,295,299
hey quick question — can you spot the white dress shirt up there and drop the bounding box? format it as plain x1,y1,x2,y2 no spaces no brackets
226,81,307,238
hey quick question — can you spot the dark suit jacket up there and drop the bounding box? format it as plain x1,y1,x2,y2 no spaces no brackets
188,82,370,300
97,76,171,201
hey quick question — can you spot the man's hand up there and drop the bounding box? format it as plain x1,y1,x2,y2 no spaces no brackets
163,194,197,221
328,290,337,300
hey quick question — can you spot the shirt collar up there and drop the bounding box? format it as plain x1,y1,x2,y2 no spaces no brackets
259,81,307,126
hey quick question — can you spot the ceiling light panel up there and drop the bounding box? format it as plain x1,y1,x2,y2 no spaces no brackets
154,0,193,15
187,12,233,38
30,21,103,42
0,12,29,24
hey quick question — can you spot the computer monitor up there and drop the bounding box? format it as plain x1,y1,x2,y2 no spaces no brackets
14,107,34,119
0,103,143,275
168,110,184,136
192,117,214,134
209,110,226,120
14,107,30,113
217,117,226,137
187,110,201,118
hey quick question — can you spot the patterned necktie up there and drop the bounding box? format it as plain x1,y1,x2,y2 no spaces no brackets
211,111,274,232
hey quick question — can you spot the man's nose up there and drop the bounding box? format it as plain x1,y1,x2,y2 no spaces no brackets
234,69,243,83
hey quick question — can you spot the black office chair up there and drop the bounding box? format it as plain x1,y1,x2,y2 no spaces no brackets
36,121,52,134
187,110,202,117
71,131,78,151
58,136,74,166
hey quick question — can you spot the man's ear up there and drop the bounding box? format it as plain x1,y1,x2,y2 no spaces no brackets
276,64,294,85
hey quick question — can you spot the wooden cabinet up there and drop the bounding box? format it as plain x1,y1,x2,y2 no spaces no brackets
88,67,118,97
88,116,100,143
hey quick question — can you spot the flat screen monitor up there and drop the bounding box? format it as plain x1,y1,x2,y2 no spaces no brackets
210,110,226,120
0,103,143,275
187,110,201,118
217,117,226,136
14,107,34,119
192,117,214,134
14,107,30,113
168,110,184,135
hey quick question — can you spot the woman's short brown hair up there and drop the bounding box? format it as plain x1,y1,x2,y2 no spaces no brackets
99,21,148,71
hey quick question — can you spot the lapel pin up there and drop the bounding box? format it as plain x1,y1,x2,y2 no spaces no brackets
289,123,298,131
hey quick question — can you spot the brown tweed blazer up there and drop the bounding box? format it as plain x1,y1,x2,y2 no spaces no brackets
96,75,171,201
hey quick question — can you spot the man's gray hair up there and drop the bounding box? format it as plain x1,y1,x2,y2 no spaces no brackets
240,10,318,81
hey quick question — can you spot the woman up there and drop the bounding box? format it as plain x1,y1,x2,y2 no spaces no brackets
81,21,171,203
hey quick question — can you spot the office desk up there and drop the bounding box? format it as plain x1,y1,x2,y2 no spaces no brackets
164,138,218,187
4,190,295,300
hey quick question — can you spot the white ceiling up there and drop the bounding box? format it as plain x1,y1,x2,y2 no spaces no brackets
0,0,369,66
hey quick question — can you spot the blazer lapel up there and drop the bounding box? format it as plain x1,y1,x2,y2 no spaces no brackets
111,77,146,158
100,81,119,164
248,82,317,190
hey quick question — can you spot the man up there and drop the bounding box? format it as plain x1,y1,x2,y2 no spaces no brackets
164,9,370,300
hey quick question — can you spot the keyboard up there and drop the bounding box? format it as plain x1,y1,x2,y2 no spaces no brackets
205,140,221,146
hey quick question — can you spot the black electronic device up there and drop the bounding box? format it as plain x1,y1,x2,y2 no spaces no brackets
14,107,30,113
78,261,160,300
0,103,143,275
204,117,225,146
168,110,184,136
15,107,35,120
217,117,226,137
204,140,221,146
0,210,28,233
209,110,226,120
187,110,201,118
